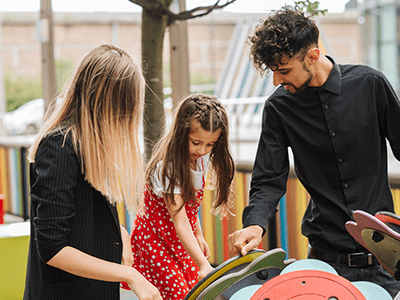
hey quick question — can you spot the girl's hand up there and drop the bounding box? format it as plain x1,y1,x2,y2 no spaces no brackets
195,234,211,260
198,262,214,281
120,225,134,267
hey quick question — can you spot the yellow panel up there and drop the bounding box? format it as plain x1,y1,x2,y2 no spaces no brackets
392,188,400,215
295,180,309,260
117,201,126,227
203,188,215,264
235,172,245,231
0,235,29,299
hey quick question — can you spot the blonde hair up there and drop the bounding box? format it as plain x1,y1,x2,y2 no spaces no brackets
28,44,145,212
146,94,235,217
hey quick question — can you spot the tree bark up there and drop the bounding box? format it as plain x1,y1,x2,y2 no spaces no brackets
141,7,168,161
135,0,239,160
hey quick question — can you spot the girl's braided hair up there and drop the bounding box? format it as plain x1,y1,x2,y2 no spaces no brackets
146,94,235,217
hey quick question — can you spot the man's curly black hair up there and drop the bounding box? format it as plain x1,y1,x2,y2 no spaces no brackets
249,6,319,76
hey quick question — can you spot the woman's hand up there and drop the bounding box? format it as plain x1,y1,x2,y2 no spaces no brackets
47,246,161,300
120,224,134,267
127,268,163,300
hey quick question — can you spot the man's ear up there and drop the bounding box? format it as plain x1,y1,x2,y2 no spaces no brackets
307,48,320,64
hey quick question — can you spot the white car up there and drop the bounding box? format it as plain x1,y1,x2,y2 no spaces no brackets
3,98,44,135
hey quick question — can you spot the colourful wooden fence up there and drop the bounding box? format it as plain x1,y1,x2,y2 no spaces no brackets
0,145,30,221
199,168,400,264
2,139,400,265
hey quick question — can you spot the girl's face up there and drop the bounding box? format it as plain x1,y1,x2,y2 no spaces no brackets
188,121,221,167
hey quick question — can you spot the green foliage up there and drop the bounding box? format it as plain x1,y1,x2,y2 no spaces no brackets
295,0,328,16
5,71,42,112
163,60,216,96
5,58,74,112
190,72,216,86
55,58,74,93
190,72,215,95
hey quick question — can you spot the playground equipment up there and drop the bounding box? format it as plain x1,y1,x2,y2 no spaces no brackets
185,248,391,300
346,210,400,278
184,248,293,300
249,258,390,300
346,210,400,300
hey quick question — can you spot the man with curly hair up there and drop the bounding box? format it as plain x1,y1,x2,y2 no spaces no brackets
228,6,400,297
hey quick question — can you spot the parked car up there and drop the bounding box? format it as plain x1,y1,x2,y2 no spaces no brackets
3,98,44,135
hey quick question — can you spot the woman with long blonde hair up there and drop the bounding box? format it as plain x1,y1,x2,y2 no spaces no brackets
24,44,161,300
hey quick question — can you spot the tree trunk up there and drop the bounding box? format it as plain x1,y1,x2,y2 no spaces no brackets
141,8,168,161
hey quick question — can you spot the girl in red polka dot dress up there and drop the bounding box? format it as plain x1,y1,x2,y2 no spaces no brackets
122,94,235,299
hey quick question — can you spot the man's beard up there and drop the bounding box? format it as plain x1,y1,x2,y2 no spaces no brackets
284,63,313,95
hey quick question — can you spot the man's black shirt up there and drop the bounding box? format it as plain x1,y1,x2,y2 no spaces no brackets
243,57,400,252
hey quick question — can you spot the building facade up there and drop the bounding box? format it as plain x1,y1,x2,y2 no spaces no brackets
1,10,362,94
361,0,400,94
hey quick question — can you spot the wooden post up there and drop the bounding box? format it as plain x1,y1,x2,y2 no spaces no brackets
169,0,190,110
39,0,58,112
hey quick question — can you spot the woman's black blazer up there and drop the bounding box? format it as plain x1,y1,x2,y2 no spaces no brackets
23,132,123,300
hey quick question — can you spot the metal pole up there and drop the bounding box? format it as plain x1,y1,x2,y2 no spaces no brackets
39,0,57,112
169,0,190,110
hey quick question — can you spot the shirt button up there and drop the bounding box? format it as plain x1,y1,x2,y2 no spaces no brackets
331,131,336,137
344,183,349,189
338,158,343,163
324,104,328,109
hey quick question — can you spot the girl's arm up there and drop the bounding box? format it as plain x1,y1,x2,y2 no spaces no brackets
47,246,162,300
194,218,211,260
166,194,213,280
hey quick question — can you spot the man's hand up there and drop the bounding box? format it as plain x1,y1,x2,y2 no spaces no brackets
228,225,263,256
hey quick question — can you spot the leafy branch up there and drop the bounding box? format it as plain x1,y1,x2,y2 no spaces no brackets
295,0,328,16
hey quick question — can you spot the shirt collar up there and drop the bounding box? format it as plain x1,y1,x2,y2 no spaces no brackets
320,56,341,95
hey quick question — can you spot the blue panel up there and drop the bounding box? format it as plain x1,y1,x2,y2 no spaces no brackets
279,195,289,258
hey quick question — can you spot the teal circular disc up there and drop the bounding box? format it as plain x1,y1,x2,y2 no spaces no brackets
352,281,392,300
280,259,337,275
230,285,262,300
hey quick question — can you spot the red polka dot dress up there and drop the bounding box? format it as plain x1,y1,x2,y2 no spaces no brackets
122,156,207,299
